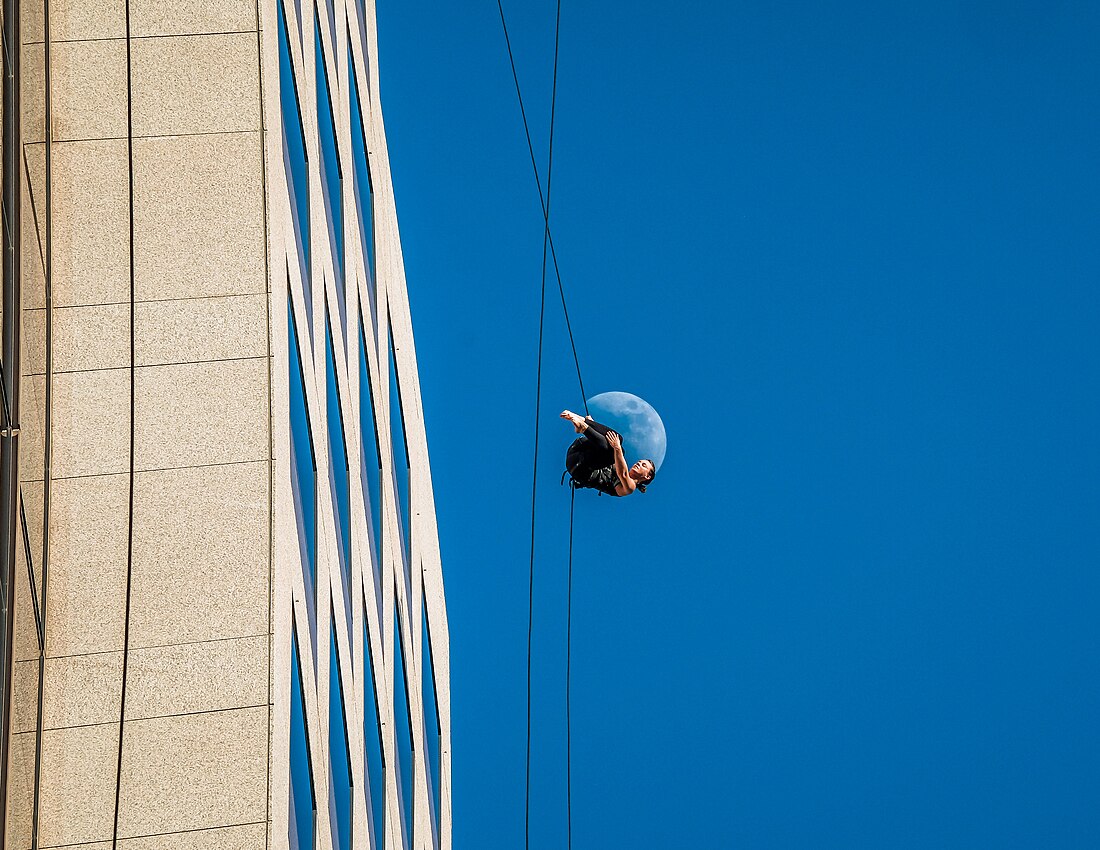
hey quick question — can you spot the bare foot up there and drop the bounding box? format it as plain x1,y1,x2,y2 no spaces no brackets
560,410,586,433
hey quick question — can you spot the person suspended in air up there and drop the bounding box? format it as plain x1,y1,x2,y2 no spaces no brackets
561,410,656,496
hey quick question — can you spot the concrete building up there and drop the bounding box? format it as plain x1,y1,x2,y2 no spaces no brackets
0,1,450,848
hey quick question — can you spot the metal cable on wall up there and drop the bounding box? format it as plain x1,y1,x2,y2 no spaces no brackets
0,0,23,841
0,0,55,842
31,0,55,840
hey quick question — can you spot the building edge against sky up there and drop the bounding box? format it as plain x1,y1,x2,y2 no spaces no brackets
271,0,452,848
0,1,451,848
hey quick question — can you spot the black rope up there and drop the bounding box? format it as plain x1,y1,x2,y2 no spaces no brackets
566,481,576,850
18,495,41,646
496,0,588,415
496,4,590,848
523,158,547,850
546,16,576,850
112,4,137,845
496,1,572,847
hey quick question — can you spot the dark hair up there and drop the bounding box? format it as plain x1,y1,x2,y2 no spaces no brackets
636,461,656,493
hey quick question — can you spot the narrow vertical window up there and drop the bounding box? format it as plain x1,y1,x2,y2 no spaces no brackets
394,603,414,847
354,0,372,100
289,295,317,601
316,16,345,329
280,2,311,327
422,598,442,839
293,0,304,45
363,616,386,849
290,629,316,850
329,627,352,850
349,45,375,338
325,309,351,623
389,333,411,584
359,317,383,616
320,0,337,47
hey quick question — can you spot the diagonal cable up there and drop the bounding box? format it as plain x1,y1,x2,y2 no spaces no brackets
497,2,569,849
496,0,588,413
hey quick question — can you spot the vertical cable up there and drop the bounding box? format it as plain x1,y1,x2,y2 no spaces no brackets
0,0,24,841
30,0,54,843
523,249,545,850
110,2,136,845
41,0,53,672
515,1,564,846
566,481,575,850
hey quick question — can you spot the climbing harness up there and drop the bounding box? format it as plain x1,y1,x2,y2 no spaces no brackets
562,464,613,496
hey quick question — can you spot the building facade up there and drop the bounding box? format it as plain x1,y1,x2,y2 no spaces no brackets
0,1,450,848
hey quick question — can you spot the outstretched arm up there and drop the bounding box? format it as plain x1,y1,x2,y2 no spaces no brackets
606,431,637,496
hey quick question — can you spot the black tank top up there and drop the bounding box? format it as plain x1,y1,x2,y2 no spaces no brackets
586,466,621,497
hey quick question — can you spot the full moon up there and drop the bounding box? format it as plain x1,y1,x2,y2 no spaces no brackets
585,392,667,471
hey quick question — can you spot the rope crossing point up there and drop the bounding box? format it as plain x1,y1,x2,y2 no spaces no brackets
496,0,588,414
495,2,585,849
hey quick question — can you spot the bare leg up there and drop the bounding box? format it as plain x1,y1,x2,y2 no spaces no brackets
577,418,613,449
561,410,616,444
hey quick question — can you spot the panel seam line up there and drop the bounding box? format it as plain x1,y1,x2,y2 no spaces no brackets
24,28,260,47
19,701,271,734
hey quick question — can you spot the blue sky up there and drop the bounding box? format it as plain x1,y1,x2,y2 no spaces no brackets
376,1,1100,847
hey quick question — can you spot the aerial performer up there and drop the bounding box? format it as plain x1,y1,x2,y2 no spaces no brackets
560,410,656,497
